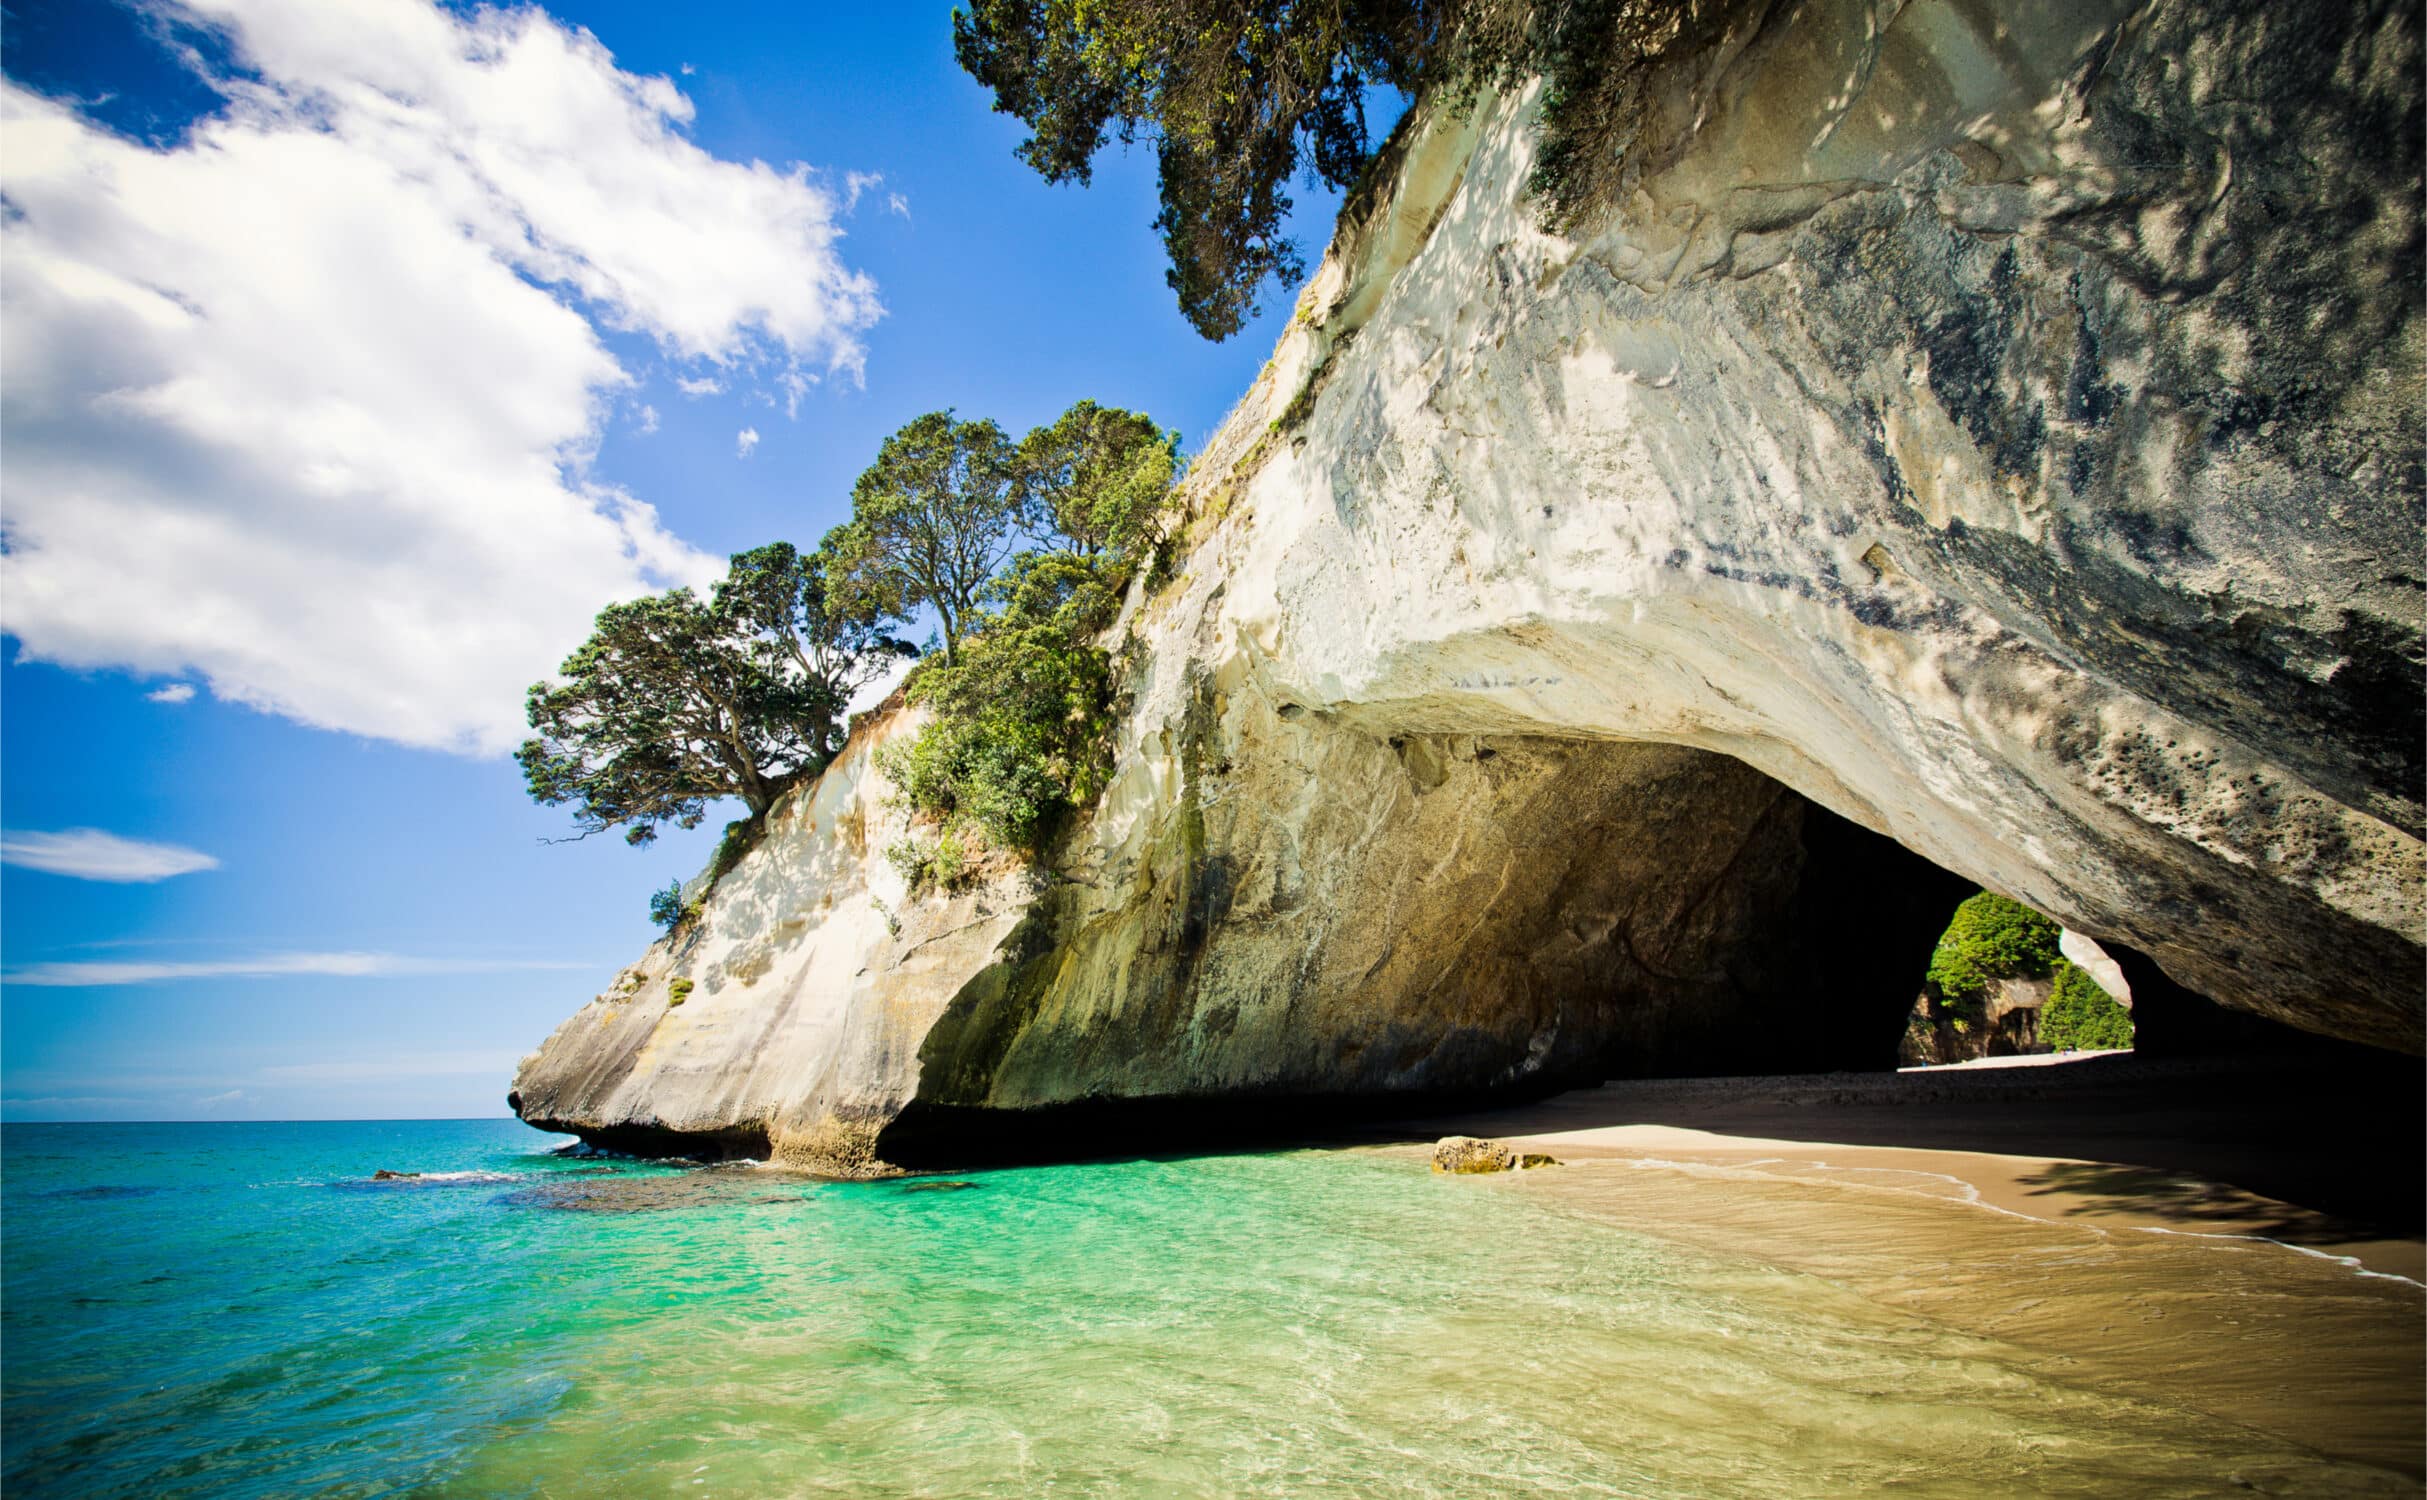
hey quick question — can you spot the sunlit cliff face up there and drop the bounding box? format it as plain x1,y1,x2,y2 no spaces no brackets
516,0,2423,1164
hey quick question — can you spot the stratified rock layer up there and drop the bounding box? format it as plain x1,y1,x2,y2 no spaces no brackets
515,0,2421,1163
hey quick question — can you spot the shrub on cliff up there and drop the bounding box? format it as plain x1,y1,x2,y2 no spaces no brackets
2040,963,2135,1052
883,550,1127,865
859,400,1175,882
1924,892,2063,1002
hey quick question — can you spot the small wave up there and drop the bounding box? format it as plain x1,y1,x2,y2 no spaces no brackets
334,1169,526,1190
39,1184,166,1201
2134,1226,2427,1289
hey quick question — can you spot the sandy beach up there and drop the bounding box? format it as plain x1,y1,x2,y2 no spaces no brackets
1382,1053,2427,1481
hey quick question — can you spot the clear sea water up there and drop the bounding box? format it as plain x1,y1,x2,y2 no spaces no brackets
1,1119,2409,1498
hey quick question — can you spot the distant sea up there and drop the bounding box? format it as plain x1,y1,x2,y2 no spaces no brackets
2,1119,2405,1497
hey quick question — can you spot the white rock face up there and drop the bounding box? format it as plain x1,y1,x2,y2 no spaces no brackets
1154,0,2420,1048
508,705,1029,1161
516,0,2421,1159
2059,931,2133,1008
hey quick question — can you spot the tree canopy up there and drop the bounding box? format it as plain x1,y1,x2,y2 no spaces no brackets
1924,892,2063,1002
521,399,1180,886
1017,400,1181,556
954,0,1463,340
879,402,1178,879
953,2,1668,339
951,0,1533,339
518,547,913,846
825,411,1028,663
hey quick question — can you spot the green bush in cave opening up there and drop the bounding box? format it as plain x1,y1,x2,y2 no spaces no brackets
2040,963,2135,1052
1924,892,2063,1003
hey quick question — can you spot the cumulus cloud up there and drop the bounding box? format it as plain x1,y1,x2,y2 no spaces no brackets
634,403,659,435
673,374,725,397
886,191,911,221
0,829,219,882
148,682,198,703
0,0,883,754
736,426,760,458
0,950,593,987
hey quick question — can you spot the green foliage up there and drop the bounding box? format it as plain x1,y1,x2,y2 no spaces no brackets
887,826,973,893
2041,962,2135,1052
884,550,1125,853
1015,401,1180,557
953,0,1477,339
717,542,918,720
667,977,694,1006
1925,892,2063,1002
952,0,1652,339
648,879,688,933
705,817,761,887
520,544,911,846
825,411,1028,663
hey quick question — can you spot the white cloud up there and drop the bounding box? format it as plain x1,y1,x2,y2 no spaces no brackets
0,950,593,987
886,191,910,220
843,169,881,212
0,0,882,755
0,829,219,882
634,402,659,434
674,374,725,397
148,682,197,703
736,426,760,458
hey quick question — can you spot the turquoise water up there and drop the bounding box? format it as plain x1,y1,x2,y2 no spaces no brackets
1,1120,2399,1497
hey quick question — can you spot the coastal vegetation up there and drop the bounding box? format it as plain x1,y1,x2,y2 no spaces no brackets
1923,891,2131,1049
521,399,1179,915
882,417,1177,885
2041,962,2136,1052
953,0,1671,337
1924,892,2062,1005
517,545,915,846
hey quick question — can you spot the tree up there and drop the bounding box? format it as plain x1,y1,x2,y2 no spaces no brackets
714,542,916,748
954,1,1526,340
519,545,909,847
1924,892,2063,1003
828,411,1029,663
1017,401,1179,557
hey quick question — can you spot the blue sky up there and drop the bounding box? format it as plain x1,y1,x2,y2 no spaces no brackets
1,0,1367,1120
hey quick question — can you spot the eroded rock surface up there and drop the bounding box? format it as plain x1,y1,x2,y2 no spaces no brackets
516,0,2422,1164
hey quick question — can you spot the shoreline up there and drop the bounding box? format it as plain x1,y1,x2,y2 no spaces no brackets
1375,1053,2426,1480
1380,1051,2426,1279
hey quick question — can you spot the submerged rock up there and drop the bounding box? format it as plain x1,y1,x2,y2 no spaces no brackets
370,1169,420,1182
515,0,2422,1166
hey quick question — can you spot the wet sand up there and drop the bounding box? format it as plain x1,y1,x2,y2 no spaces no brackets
1380,1054,2427,1481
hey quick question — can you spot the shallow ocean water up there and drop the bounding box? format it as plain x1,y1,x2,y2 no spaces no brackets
1,1119,2409,1498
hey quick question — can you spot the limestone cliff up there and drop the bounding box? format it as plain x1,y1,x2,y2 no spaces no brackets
513,0,2422,1162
